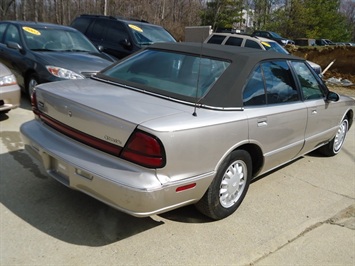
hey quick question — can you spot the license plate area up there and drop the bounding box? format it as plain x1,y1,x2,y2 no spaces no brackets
48,156,70,186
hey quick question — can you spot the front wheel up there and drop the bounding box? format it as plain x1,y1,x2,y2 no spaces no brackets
27,75,38,100
318,117,349,156
195,150,252,220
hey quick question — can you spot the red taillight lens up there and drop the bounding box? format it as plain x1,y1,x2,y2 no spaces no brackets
31,90,40,116
121,131,165,168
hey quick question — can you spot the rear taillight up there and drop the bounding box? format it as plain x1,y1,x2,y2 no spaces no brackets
121,130,166,168
31,90,40,116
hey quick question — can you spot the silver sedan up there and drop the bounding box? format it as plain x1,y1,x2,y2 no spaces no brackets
0,63,20,114
20,43,354,220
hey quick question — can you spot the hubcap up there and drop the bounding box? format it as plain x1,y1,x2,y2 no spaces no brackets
219,160,247,208
28,78,37,97
334,120,348,152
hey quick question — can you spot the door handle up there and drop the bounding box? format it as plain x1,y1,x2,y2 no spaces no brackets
257,119,268,127
311,109,317,115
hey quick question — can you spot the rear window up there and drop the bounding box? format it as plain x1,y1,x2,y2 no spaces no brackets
100,49,230,100
206,35,226,44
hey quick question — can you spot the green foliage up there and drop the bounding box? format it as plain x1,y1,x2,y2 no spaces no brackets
246,0,352,42
201,0,244,31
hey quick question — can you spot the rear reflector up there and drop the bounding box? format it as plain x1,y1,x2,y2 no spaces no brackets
176,183,196,192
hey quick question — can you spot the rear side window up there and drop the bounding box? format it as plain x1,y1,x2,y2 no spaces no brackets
245,40,262,49
88,19,106,40
262,61,299,104
243,61,299,106
207,35,226,44
225,37,243,46
71,17,91,33
243,66,266,106
104,21,128,43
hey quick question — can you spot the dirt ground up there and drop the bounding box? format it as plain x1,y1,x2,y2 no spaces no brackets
287,45,355,98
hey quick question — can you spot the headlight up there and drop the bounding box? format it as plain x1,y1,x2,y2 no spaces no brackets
281,40,287,44
46,66,84,79
0,74,17,86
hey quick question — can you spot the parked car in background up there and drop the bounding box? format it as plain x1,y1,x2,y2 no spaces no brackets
0,21,116,98
0,63,20,114
21,42,354,220
204,33,322,74
70,14,176,59
251,30,294,46
315,39,336,46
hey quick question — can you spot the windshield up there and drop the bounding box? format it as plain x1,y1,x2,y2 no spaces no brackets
128,23,176,46
22,26,99,52
261,41,289,54
100,49,230,100
269,31,282,38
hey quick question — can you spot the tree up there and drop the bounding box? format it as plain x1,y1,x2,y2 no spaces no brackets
201,0,244,31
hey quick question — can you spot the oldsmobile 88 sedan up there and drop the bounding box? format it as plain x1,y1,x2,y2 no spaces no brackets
20,43,354,220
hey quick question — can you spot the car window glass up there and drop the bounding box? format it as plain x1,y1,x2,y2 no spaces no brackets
291,61,325,100
105,21,128,43
129,23,175,45
102,49,230,99
71,17,91,33
225,37,243,46
261,61,299,104
245,40,262,49
89,19,105,39
243,65,266,106
0,24,7,43
207,35,226,44
4,24,20,44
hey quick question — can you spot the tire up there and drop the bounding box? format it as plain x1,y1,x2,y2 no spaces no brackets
27,74,38,100
318,117,349,157
195,150,252,220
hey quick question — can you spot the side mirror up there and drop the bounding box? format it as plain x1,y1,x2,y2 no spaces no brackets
7,41,23,51
120,39,132,49
326,91,340,102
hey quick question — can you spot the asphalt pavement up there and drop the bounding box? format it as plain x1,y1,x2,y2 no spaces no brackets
1,95,354,265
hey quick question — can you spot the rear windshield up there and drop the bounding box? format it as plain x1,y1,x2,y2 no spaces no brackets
100,49,230,100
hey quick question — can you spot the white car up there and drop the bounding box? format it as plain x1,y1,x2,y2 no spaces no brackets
0,63,20,114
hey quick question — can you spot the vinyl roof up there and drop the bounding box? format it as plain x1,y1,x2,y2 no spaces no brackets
148,42,303,108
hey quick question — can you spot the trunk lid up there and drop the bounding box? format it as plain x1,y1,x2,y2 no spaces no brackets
34,78,190,147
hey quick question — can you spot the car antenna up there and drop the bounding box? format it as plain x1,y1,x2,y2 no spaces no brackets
192,35,205,117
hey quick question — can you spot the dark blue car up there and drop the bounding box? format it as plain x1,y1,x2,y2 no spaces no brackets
0,21,116,98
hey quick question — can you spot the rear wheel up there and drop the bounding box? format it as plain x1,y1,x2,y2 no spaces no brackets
318,117,349,156
196,150,252,220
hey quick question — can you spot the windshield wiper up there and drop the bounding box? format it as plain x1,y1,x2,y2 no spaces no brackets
31,48,55,52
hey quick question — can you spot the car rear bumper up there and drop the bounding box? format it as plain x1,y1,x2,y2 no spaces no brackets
20,120,214,217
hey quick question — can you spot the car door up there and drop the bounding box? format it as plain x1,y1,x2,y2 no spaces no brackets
243,61,308,173
0,23,26,87
291,61,340,153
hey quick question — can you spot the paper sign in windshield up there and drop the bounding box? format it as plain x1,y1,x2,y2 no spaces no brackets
129,24,143,32
261,41,271,47
23,27,41,36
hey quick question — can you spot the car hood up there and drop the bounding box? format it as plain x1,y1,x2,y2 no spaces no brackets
35,51,114,73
